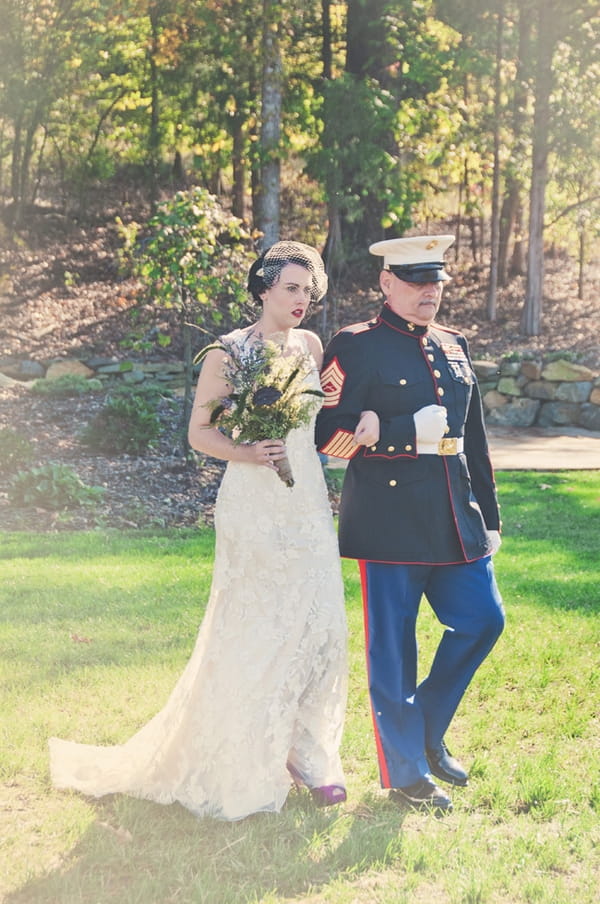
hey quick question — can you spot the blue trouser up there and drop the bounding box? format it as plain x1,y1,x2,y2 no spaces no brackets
359,557,505,788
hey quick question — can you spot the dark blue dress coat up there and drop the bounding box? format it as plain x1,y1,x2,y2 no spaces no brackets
315,304,500,565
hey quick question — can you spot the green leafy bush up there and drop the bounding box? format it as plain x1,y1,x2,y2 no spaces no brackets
30,374,103,397
9,463,104,509
80,390,162,454
0,428,35,473
117,187,253,330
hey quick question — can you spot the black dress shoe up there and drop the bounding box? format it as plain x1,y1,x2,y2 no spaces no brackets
390,779,453,813
426,741,469,787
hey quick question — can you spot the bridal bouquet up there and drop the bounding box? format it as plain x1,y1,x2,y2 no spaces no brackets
195,337,324,487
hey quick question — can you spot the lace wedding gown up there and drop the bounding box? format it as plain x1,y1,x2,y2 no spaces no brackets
49,334,347,821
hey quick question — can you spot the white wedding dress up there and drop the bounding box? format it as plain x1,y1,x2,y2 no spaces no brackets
49,333,347,821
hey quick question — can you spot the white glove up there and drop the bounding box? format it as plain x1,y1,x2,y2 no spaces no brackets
487,530,502,555
413,405,448,444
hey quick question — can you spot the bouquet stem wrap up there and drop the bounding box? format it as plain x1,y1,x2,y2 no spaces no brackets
274,447,294,487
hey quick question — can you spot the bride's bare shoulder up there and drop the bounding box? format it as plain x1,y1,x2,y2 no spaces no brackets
219,326,253,344
297,329,323,361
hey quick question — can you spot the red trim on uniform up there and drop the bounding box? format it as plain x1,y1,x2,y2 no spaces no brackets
419,335,470,560
347,554,482,565
359,560,392,788
379,319,425,338
362,451,418,460
442,457,469,560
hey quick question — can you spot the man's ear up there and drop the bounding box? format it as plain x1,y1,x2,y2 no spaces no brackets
379,269,393,296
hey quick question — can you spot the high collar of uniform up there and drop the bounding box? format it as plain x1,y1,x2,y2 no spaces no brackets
380,303,429,337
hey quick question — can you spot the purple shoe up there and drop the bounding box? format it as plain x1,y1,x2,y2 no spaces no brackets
287,763,347,807
310,785,347,808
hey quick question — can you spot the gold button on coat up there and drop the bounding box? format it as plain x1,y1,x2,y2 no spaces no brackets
438,387,445,396
428,354,434,361
389,479,397,487
399,378,407,385
434,369,441,377
387,445,395,452
370,445,377,451
404,444,413,451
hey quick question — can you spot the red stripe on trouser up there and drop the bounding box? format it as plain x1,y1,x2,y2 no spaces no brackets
359,560,392,788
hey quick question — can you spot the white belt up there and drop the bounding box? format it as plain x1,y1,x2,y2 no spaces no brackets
418,437,464,455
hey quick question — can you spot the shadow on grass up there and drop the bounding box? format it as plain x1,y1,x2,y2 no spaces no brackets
5,790,411,904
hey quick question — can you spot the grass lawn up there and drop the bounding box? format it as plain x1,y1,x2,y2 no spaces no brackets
1,470,599,904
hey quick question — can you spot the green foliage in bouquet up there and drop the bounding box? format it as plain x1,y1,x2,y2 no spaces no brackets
194,337,324,487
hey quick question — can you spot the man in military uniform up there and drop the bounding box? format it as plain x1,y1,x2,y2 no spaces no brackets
315,235,505,812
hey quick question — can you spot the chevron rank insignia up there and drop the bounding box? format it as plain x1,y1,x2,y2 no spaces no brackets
319,429,359,460
320,357,345,408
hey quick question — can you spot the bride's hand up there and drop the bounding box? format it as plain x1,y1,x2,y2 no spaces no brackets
248,439,286,469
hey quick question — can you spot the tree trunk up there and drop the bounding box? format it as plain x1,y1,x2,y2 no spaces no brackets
455,178,463,261
509,201,526,277
322,198,343,339
320,0,346,293
521,7,556,336
172,150,187,190
31,127,48,207
498,3,531,286
258,0,282,249
232,113,246,220
148,6,162,215
10,116,23,224
345,0,387,79
499,186,521,284
13,112,41,223
321,0,332,80
180,289,193,460
343,0,390,249
578,227,585,300
487,7,504,322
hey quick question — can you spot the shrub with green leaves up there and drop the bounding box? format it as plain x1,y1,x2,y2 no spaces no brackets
8,463,104,509
0,428,35,474
80,390,162,454
117,189,256,453
117,187,253,331
30,374,104,397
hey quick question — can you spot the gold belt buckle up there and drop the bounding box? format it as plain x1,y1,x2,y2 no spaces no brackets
438,437,458,455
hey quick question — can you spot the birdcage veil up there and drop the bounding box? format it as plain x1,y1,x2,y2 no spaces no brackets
249,241,328,304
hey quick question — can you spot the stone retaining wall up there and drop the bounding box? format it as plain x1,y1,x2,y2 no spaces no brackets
1,353,599,431
0,356,186,389
474,356,600,431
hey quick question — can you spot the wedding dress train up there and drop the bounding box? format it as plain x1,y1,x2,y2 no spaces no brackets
50,336,347,821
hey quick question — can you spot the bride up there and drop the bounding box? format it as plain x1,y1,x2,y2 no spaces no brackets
49,241,353,821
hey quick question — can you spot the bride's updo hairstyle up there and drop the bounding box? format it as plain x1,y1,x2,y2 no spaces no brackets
247,241,328,307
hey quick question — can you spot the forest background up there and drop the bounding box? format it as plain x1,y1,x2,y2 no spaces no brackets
0,0,599,531
1,0,599,330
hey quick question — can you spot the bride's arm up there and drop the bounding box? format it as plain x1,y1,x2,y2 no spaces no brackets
303,330,324,368
187,348,284,467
